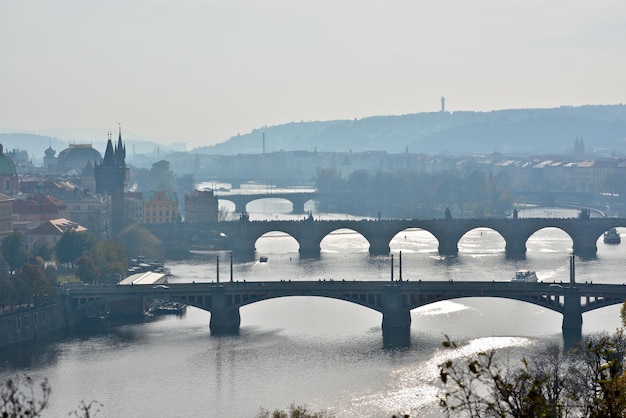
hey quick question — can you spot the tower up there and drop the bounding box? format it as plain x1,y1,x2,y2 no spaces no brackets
441,96,445,113
95,127,128,235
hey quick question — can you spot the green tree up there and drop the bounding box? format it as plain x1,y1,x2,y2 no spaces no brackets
56,230,97,267
12,263,55,305
92,239,128,284
2,232,28,272
75,254,100,284
150,160,176,191
117,224,164,260
30,238,54,261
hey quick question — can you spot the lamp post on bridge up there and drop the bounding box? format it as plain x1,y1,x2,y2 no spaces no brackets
390,251,404,282
215,252,234,284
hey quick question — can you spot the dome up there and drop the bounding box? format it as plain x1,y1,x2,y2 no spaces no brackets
0,144,17,176
45,145,56,157
57,144,102,170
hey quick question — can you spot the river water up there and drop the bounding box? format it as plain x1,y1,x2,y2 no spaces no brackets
2,198,625,417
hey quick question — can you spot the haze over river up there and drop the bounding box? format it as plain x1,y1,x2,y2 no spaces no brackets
2,191,626,417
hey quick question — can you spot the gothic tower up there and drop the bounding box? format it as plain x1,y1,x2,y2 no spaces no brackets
95,127,128,235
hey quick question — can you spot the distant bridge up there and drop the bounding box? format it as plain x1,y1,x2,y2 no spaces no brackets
215,192,316,214
65,279,626,347
147,217,626,258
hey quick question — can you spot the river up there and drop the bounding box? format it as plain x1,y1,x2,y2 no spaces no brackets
1,198,625,417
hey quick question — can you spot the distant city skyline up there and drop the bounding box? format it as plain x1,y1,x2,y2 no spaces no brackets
1,0,625,149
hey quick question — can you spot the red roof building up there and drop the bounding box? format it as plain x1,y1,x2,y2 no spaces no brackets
12,194,70,225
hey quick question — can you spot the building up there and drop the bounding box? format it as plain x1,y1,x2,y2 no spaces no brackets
124,192,144,225
0,144,19,195
94,129,128,234
12,194,70,225
63,193,111,239
25,218,87,252
53,143,102,173
184,190,219,223
143,191,179,224
0,192,14,238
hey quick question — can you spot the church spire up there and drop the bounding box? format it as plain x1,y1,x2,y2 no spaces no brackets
115,123,126,166
102,130,115,167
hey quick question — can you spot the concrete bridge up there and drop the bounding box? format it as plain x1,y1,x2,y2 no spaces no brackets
64,278,626,347
147,216,626,258
215,192,316,214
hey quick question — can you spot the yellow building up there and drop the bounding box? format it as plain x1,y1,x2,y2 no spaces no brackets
143,191,179,224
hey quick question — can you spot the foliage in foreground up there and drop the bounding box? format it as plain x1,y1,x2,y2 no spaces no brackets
439,333,626,417
0,375,101,418
256,404,336,418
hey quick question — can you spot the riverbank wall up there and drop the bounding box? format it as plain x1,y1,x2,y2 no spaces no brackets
0,302,82,350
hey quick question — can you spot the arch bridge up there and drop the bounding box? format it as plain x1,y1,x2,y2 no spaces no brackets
147,217,626,258
215,192,316,214
65,279,626,347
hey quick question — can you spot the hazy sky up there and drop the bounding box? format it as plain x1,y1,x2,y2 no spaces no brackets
1,0,625,149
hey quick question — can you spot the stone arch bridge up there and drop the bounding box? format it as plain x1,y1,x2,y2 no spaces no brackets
146,217,626,258
215,192,316,214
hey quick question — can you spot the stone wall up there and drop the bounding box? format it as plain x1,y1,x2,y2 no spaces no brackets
0,304,75,349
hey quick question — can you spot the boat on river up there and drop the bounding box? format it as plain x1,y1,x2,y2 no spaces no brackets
603,228,621,244
150,301,186,316
512,270,538,282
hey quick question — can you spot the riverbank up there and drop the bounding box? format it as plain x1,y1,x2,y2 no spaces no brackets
0,303,82,350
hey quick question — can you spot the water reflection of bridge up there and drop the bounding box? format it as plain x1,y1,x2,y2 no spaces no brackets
66,278,626,347
147,217,626,259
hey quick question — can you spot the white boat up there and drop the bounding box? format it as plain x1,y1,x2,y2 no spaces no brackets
604,228,621,244
512,270,538,282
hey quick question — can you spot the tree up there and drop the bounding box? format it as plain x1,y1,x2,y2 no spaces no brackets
1,375,50,417
439,327,626,417
1,375,101,418
2,232,28,272
116,224,164,260
218,206,233,221
30,238,53,261
91,239,128,284
256,404,335,418
56,230,97,267
12,263,55,305
75,255,100,284
150,160,176,191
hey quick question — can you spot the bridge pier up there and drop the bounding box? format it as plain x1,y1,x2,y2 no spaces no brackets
290,198,307,214
209,287,241,335
299,236,321,257
505,239,527,259
572,239,597,259
381,287,411,345
231,237,256,254
438,238,458,256
562,287,582,349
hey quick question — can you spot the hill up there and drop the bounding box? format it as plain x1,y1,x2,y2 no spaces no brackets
193,105,626,156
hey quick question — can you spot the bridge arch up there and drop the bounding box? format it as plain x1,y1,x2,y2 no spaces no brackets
255,231,299,254
320,228,370,253
389,228,438,253
239,296,381,331
458,227,506,254
246,197,298,214
526,227,573,255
